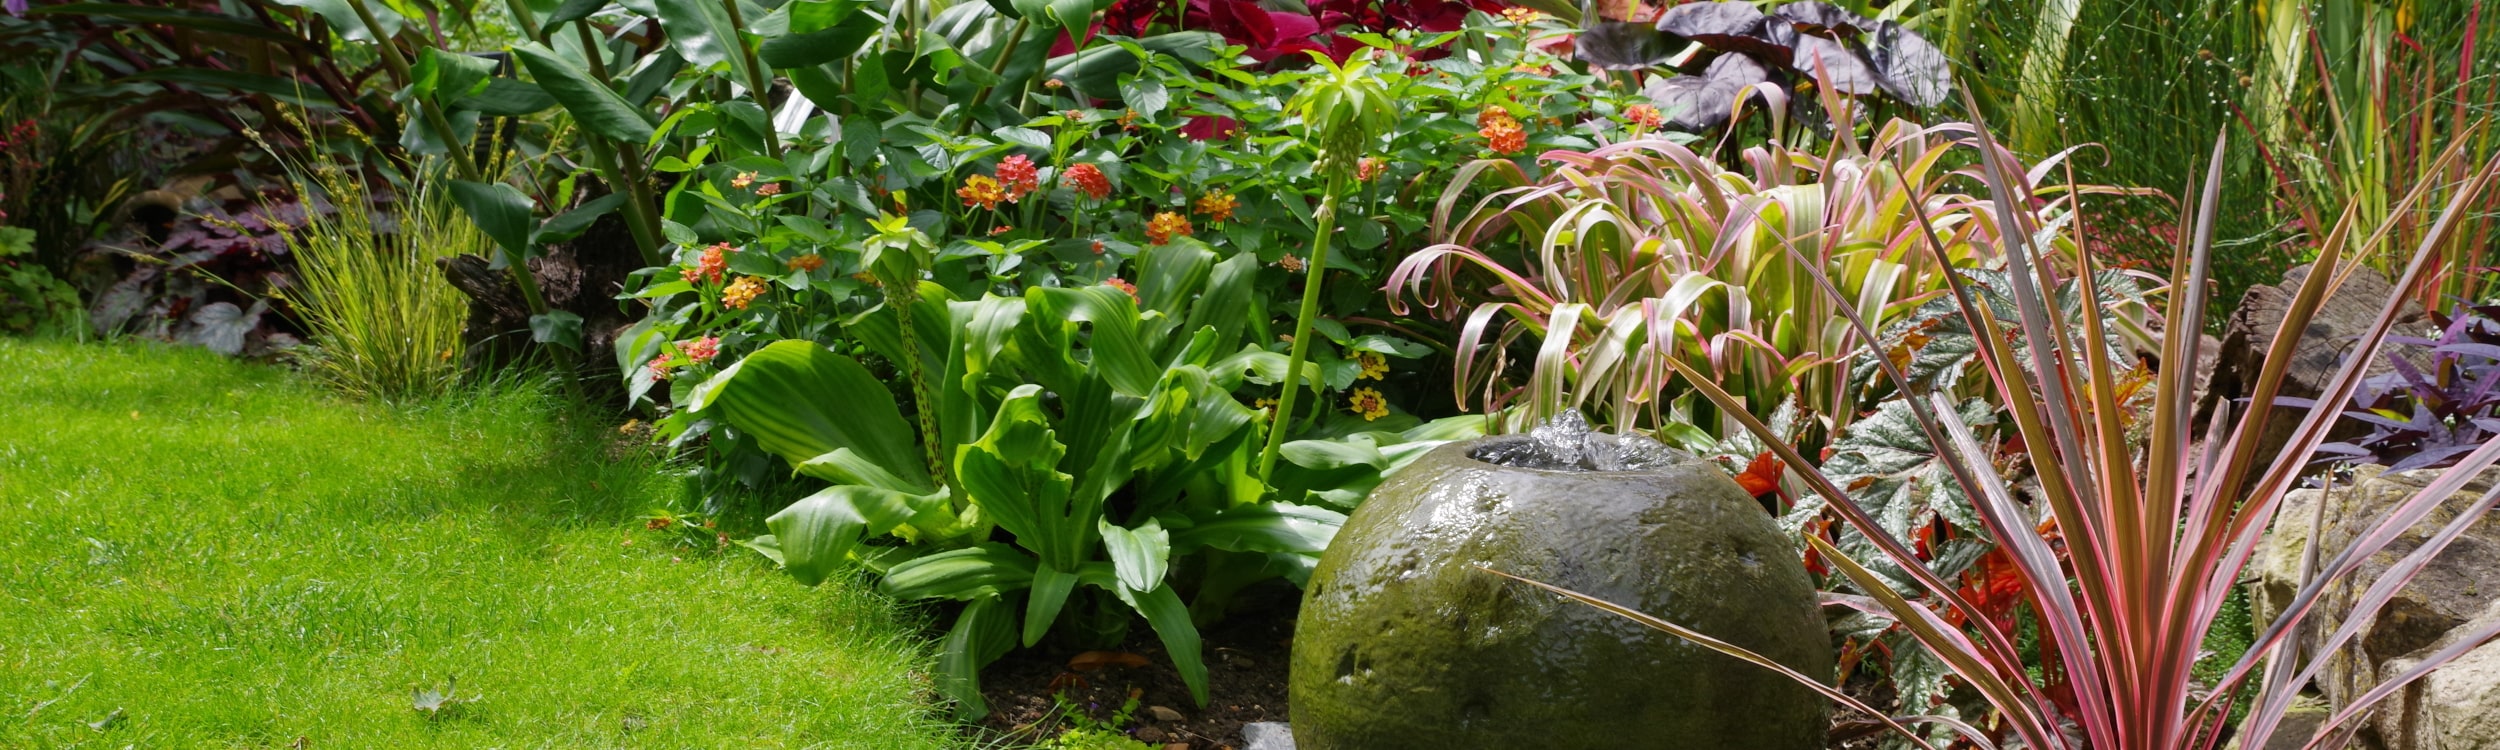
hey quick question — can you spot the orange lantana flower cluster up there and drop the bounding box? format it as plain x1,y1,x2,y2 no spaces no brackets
722,276,766,310
682,242,731,284
958,175,1006,210
1478,107,1527,155
1146,211,1192,246
1194,190,1237,224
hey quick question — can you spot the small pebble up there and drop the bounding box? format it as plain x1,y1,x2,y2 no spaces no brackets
1148,705,1184,722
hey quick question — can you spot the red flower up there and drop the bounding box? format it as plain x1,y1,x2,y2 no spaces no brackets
1063,163,1112,201
682,336,722,365
1180,115,1240,141
997,155,1040,202
1104,276,1139,301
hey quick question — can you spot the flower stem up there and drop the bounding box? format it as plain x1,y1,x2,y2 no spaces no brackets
1255,173,1347,486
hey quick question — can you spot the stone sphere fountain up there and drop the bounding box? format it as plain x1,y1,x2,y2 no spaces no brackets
1288,417,1832,749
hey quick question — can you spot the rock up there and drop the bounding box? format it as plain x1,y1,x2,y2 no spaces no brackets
1148,705,1184,723
1290,434,1830,750
2372,598,2500,750
1242,721,1296,750
1136,726,1167,743
2252,464,2500,750
2200,265,2420,474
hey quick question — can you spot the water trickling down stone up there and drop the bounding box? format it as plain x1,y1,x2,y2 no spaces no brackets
1467,412,1681,472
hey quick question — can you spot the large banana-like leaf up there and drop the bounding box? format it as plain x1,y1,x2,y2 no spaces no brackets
694,340,933,492
757,0,884,69
512,41,657,143
651,0,758,86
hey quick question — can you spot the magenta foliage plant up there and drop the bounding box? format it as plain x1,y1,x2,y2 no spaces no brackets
1498,102,2500,749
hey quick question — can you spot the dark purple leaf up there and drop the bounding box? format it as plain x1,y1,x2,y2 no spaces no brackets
1642,52,1772,132
2435,342,2500,360
1769,2,1872,36
1654,2,1793,65
1577,22,1690,70
2389,443,2484,472
1867,20,1950,107
1792,35,1882,96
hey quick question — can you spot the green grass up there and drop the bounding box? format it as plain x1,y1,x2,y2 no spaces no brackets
0,339,963,748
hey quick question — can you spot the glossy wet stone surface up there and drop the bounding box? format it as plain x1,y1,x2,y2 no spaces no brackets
1290,434,1831,749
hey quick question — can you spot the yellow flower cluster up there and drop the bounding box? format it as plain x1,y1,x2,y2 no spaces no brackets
722,276,766,310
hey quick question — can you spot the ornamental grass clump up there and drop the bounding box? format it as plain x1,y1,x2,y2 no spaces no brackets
1496,103,2500,750
1390,111,2145,442
271,159,475,401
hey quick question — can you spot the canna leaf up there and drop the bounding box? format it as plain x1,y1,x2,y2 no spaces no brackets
512,41,657,143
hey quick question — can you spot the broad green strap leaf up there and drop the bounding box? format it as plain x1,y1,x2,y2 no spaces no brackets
413,48,496,103
1169,502,1344,556
881,543,1037,600
544,0,611,28
698,340,933,493
531,192,625,245
1023,563,1079,647
653,0,757,87
528,311,583,350
956,385,1094,570
766,485,921,585
936,594,1016,718
447,179,539,262
1098,518,1170,594
759,0,884,68
512,41,657,143
1023,286,1157,397
797,448,933,493
452,78,558,117
1080,566,1208,707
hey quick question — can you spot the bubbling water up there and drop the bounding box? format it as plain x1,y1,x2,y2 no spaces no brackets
1468,412,1682,472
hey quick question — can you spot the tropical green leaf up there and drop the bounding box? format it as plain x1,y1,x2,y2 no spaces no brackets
936,594,1016,718
528,311,583,350
956,385,1094,570
451,78,558,116
653,0,757,87
696,340,933,492
447,179,539,262
1169,502,1343,556
512,41,657,143
1098,518,1170,594
766,485,923,585
545,0,611,28
881,543,1038,600
1023,563,1079,647
759,0,884,68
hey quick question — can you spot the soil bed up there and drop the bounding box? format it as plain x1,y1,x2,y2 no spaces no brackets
971,586,1297,749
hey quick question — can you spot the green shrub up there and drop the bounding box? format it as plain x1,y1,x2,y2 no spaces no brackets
272,161,476,400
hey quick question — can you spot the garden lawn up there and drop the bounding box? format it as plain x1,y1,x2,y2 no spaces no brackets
0,339,961,748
